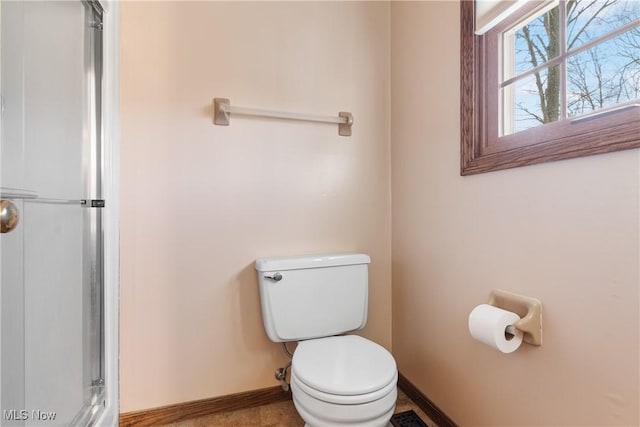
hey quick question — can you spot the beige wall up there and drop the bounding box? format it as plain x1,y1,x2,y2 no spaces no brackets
391,2,639,426
121,1,640,423
120,1,391,412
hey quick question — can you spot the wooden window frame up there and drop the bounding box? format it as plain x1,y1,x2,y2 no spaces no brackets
460,0,640,175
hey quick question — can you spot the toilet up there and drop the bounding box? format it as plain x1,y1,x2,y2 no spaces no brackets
255,253,398,427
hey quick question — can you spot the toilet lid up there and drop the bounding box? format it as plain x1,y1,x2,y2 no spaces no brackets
292,335,397,396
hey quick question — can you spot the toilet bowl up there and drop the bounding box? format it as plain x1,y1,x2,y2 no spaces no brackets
255,253,398,427
290,335,397,427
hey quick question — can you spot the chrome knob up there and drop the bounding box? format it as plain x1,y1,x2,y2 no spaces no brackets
264,272,283,281
0,199,19,233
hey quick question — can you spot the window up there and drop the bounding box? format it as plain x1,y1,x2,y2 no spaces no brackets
461,0,640,175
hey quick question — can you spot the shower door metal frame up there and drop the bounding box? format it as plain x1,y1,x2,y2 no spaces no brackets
96,0,119,423
73,1,107,425
75,0,121,424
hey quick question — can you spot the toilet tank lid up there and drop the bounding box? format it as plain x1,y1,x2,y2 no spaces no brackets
255,253,370,272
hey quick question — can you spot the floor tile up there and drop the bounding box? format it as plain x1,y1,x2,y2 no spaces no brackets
258,400,304,426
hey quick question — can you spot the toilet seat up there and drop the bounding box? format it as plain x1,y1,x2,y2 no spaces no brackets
291,370,398,405
292,335,397,397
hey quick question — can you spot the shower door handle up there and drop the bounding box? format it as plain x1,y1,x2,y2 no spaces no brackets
0,199,19,233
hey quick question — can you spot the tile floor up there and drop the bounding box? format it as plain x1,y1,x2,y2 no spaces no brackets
162,389,438,427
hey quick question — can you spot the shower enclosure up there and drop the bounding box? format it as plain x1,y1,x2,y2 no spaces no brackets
0,1,114,425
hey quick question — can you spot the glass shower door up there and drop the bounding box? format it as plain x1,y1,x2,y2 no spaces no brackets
0,1,105,426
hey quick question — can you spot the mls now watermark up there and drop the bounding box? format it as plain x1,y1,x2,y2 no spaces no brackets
4,409,57,421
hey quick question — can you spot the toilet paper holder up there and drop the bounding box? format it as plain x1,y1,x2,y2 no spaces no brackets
488,289,542,346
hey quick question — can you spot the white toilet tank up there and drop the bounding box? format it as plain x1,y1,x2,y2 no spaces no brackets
255,253,371,342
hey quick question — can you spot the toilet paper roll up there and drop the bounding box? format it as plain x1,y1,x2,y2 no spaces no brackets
468,304,523,353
